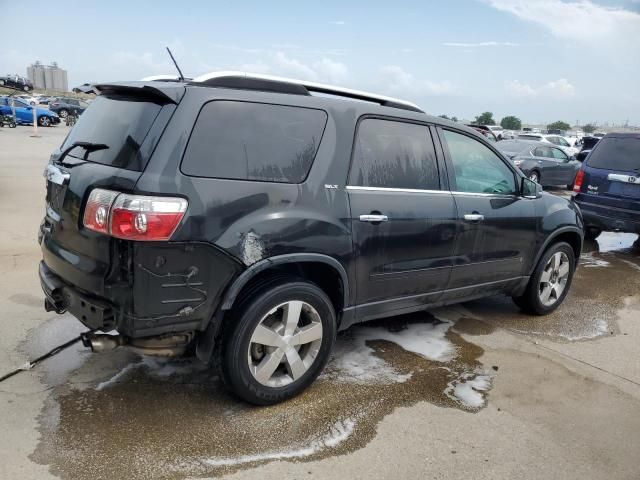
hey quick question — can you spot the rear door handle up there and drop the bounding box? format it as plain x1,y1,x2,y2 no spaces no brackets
463,214,484,222
359,214,388,223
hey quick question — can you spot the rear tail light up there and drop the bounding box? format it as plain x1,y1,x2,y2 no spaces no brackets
83,188,187,241
572,169,585,195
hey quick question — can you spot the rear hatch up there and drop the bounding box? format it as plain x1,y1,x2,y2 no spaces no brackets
577,134,640,218
41,83,183,295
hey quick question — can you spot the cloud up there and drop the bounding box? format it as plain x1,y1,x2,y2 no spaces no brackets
271,52,349,83
505,78,575,97
444,41,521,47
483,0,640,46
329,20,346,25
380,65,455,96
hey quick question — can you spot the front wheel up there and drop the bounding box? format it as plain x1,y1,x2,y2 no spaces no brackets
221,280,336,405
513,242,575,315
58,109,68,119
38,116,51,127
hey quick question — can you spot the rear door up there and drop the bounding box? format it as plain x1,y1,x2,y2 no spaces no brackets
581,135,640,212
348,118,457,321
438,128,537,294
532,146,561,184
41,89,178,293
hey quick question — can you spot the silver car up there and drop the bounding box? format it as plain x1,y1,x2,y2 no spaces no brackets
496,140,581,188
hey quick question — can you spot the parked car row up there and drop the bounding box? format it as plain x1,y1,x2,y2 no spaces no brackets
0,97,60,126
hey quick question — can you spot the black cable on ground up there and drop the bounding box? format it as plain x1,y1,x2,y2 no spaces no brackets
0,331,94,383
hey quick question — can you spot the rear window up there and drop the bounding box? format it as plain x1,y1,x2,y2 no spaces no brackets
62,94,163,170
587,137,640,172
181,101,327,183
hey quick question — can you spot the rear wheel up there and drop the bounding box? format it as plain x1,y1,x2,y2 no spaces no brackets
58,109,68,119
513,242,575,315
585,227,602,241
220,280,336,405
529,171,540,183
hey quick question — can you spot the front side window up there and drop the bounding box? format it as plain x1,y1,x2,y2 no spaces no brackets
443,130,516,195
349,118,439,190
182,101,327,183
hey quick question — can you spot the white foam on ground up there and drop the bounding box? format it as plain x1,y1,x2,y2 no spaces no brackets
326,320,456,384
95,362,141,391
580,252,611,268
445,371,494,409
596,232,638,252
198,418,355,467
359,321,456,362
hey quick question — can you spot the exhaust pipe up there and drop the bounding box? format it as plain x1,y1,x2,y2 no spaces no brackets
82,333,193,357
83,334,125,352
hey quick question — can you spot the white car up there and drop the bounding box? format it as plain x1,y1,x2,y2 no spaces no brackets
16,94,39,106
516,133,579,156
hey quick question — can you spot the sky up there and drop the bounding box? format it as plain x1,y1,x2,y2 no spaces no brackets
2,0,639,125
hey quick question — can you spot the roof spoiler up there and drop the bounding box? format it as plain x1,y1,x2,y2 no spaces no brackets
92,81,185,104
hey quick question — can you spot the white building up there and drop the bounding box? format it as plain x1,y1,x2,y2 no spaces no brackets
27,61,68,92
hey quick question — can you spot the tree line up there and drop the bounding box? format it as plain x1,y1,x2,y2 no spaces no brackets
439,111,596,133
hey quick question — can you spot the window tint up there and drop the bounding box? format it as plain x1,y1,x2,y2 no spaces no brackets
550,148,568,160
62,94,163,171
534,146,553,158
443,130,516,195
350,118,439,190
587,137,640,171
182,101,326,183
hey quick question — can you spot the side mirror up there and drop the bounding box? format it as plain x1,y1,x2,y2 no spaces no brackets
521,177,542,198
569,155,576,162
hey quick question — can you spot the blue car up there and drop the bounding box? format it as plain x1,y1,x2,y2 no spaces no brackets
0,97,60,126
572,133,640,240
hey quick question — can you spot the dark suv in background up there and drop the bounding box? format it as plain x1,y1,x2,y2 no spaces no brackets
49,97,89,118
39,73,583,404
572,133,640,239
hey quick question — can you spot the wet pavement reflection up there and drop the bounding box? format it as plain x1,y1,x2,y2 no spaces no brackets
27,233,639,479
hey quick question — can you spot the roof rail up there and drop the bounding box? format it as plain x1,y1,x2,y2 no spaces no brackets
191,71,425,113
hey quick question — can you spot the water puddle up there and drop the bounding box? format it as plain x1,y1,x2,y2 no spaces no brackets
31,309,493,479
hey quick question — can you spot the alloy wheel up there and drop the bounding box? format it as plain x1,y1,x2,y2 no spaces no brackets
538,252,570,307
247,300,323,387
529,172,539,183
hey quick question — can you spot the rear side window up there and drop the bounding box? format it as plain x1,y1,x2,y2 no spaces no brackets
182,101,327,183
62,94,163,171
587,137,640,172
349,118,439,190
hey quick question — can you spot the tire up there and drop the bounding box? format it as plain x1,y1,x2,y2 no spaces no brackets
512,242,575,315
584,227,602,241
38,116,51,127
529,171,540,184
220,280,336,405
58,109,68,119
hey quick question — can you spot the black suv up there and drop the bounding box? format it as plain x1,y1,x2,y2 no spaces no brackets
49,97,89,118
39,74,583,404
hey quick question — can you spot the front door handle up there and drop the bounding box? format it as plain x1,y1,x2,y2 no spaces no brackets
359,214,388,223
463,213,484,222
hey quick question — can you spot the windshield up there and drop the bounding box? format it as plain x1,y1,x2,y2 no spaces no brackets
62,94,164,171
587,136,640,172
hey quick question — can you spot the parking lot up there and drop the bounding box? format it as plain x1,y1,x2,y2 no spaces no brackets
1,124,640,480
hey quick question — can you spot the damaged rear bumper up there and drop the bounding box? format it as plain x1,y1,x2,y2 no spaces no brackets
39,241,243,338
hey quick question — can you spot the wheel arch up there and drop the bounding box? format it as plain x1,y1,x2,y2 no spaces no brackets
220,253,350,313
530,227,583,275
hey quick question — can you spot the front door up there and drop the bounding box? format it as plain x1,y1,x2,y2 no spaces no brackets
437,128,538,298
348,118,457,322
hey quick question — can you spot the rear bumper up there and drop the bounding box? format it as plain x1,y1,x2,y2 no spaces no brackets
39,261,115,330
39,239,242,338
575,198,640,233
